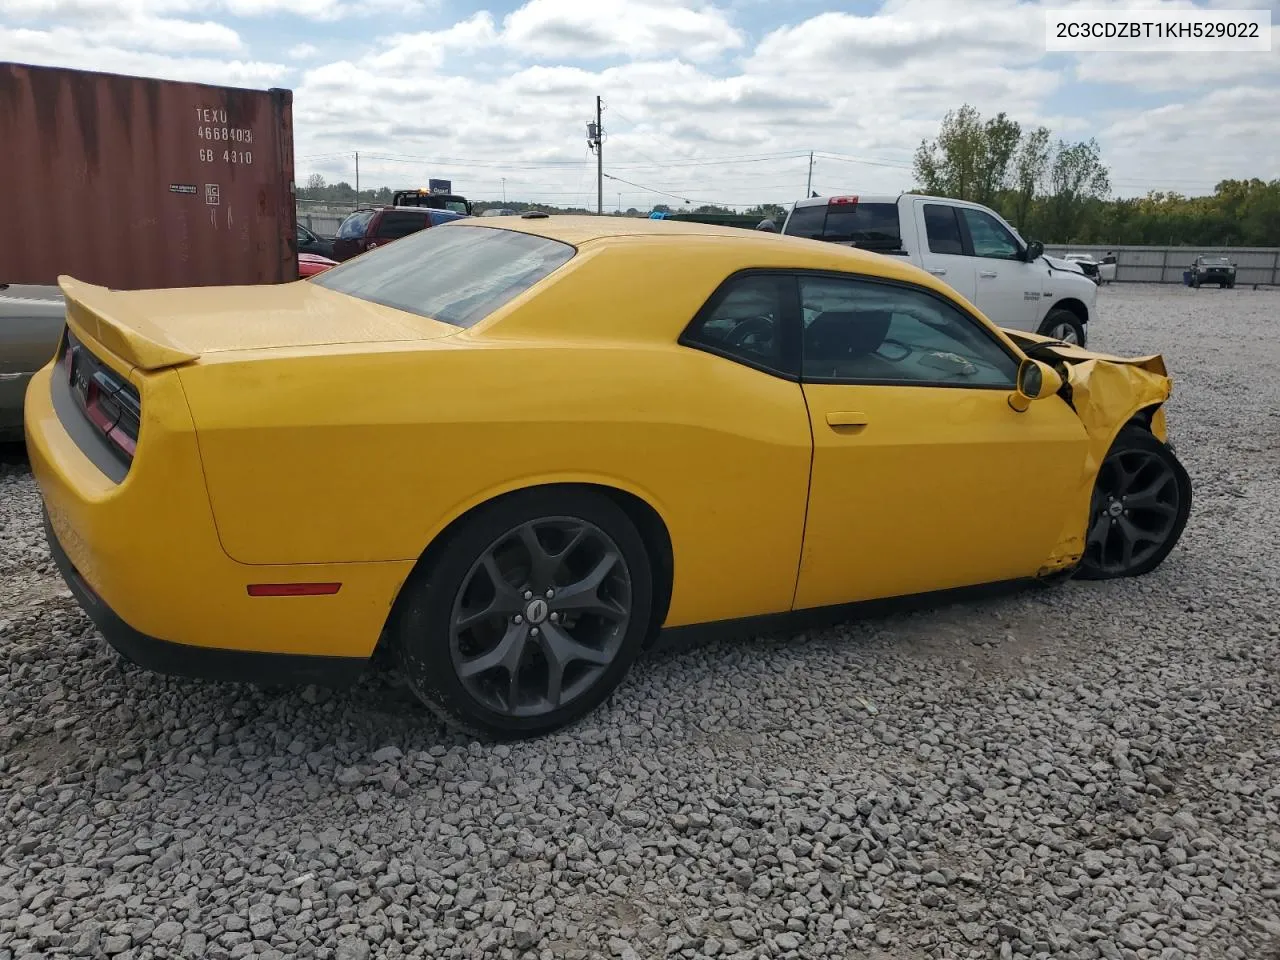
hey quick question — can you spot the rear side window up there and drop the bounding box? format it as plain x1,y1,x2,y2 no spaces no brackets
312,225,575,329
337,210,375,240
783,202,901,250
783,204,828,239
376,211,428,239
923,204,964,255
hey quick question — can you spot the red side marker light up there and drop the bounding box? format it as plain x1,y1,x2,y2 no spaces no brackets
247,583,342,597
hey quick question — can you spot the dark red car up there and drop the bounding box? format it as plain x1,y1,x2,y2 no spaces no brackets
330,206,469,262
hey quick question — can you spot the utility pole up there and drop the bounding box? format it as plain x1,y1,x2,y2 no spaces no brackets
587,97,603,215
354,151,360,210
805,151,813,197
502,178,507,203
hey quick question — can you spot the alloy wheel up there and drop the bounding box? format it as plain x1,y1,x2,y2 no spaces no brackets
1084,447,1182,576
448,517,632,718
1048,321,1080,344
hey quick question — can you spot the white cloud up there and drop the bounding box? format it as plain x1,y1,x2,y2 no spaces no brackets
501,0,744,61
288,43,318,59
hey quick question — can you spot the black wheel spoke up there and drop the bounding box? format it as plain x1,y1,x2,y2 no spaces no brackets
457,622,529,680
1086,512,1110,550
517,522,559,588
553,552,624,618
479,553,525,611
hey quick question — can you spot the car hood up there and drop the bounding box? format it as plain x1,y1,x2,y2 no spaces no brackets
1044,255,1086,275
58,275,461,371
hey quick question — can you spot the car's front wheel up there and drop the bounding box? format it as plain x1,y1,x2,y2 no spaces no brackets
1077,426,1191,580
393,488,653,739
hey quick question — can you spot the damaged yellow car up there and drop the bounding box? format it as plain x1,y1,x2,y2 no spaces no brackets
25,216,1191,739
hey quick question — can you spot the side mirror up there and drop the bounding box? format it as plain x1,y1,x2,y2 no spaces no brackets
1024,240,1044,262
1008,358,1064,412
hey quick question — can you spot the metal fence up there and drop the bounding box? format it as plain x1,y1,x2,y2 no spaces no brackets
298,210,347,238
1045,245,1280,286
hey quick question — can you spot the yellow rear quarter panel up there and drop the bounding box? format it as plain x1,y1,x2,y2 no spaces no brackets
180,353,814,628
25,338,409,659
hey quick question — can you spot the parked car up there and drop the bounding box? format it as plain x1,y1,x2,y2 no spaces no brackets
780,194,1098,345
1098,252,1118,284
1064,253,1102,284
298,253,338,278
297,222,334,259
1189,255,1236,289
27,215,1191,739
480,208,518,217
330,206,468,262
1,284,65,440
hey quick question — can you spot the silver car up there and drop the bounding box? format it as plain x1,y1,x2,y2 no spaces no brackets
1,284,64,441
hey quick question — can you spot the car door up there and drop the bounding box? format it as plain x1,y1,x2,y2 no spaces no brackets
675,272,814,620
913,201,977,303
956,206,1042,328
792,273,1090,612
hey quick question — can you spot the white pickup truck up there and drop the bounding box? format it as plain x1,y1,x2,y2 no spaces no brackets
780,194,1097,346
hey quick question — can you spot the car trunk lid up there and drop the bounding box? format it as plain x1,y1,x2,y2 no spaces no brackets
59,275,461,371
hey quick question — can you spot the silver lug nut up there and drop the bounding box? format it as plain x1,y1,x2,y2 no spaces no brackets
523,590,534,601
513,615,523,624
530,627,540,636
550,612,560,623
545,588,555,599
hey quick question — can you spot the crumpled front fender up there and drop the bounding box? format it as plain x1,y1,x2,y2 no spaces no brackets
1005,330,1176,575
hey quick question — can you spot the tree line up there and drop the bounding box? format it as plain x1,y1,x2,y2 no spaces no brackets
911,104,1279,247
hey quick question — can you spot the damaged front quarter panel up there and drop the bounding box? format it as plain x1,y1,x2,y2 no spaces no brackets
1002,329,1175,575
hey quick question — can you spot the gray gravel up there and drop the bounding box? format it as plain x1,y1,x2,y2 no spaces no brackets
2,284,1279,960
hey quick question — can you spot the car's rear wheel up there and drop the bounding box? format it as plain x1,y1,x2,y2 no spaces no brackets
1039,309,1085,346
1077,426,1191,580
393,488,653,739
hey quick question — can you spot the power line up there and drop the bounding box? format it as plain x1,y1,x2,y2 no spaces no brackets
601,172,730,207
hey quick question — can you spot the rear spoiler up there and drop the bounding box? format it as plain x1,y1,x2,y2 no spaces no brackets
58,276,199,371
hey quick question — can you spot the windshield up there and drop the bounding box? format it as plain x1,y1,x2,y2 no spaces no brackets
337,210,375,240
1201,257,1231,264
312,224,575,328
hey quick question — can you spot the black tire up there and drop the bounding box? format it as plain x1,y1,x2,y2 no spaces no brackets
1226,281,1235,289
1191,277,1200,289
392,487,653,740
1038,308,1085,346
1076,426,1191,580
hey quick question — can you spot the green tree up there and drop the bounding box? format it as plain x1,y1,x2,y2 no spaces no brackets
1009,126,1050,233
1043,138,1111,242
913,104,1021,206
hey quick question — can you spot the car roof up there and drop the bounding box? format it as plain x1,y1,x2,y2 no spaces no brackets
791,194,900,209
453,215,932,275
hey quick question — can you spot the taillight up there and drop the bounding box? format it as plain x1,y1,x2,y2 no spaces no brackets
59,327,142,465
829,195,859,206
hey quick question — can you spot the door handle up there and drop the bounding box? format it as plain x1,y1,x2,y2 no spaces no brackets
979,270,998,278
928,268,947,276
826,411,869,428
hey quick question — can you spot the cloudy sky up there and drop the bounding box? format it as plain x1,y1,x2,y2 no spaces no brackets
2,0,1277,209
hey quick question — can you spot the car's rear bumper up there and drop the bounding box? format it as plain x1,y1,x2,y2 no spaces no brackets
43,511,366,688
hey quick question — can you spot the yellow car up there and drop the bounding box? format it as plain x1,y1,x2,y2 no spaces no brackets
25,215,1191,739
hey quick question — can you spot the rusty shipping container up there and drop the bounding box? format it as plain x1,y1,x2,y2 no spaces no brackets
0,62,297,289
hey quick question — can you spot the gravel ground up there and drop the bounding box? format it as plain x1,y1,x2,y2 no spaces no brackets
2,284,1279,960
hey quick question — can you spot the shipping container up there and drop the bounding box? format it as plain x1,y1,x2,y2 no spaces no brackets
0,62,297,290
